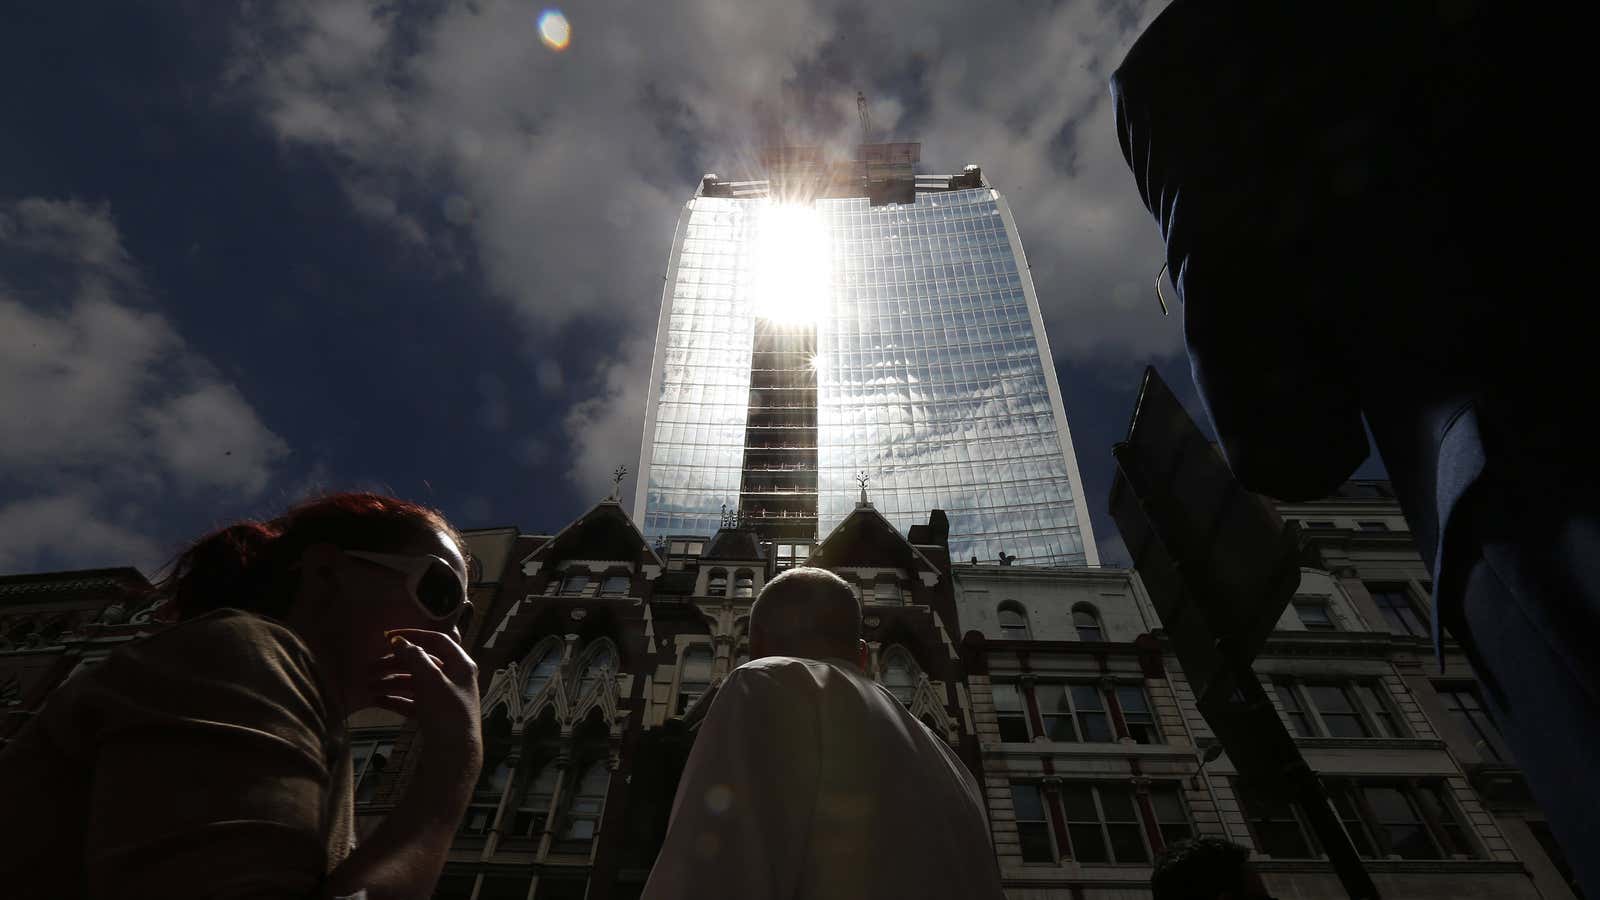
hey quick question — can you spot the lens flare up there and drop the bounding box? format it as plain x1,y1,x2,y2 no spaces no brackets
753,203,831,325
538,9,571,51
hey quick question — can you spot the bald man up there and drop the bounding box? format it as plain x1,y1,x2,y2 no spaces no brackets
642,567,1003,900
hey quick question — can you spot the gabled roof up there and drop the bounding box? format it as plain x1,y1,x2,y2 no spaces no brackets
521,499,664,571
702,527,764,562
808,502,941,583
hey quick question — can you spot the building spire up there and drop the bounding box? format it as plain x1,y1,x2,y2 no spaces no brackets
856,471,871,508
609,465,628,501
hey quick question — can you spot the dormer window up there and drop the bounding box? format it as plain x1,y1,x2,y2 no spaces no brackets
560,573,590,595
600,575,630,596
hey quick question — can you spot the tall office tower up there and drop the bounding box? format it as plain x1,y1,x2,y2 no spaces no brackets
636,144,1100,566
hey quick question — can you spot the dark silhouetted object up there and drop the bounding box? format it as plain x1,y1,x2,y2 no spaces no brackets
1111,2,1594,893
1152,836,1273,900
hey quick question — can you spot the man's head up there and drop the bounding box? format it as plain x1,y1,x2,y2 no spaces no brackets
748,566,867,667
1151,837,1273,900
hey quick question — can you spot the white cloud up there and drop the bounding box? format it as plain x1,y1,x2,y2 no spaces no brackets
562,337,653,510
0,197,291,574
0,489,166,574
229,0,1179,500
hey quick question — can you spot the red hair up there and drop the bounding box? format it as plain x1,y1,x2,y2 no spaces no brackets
150,492,467,622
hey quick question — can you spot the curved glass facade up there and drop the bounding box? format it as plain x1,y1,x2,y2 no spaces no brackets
639,186,1096,566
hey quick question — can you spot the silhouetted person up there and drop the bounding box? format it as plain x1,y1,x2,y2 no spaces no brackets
642,566,1003,900
0,492,482,899
1111,3,1593,890
1152,837,1277,900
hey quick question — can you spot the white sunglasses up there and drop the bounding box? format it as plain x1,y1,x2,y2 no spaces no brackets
343,550,468,621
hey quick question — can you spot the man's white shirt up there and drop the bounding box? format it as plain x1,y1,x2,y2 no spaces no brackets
641,655,1004,900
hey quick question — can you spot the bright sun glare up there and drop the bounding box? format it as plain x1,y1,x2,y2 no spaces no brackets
753,203,831,325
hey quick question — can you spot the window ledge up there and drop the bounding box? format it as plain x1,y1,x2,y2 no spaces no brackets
1294,737,1447,752
1252,859,1519,875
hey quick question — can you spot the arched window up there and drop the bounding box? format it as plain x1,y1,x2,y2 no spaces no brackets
556,760,611,850
522,643,561,702
1073,604,1104,642
881,648,917,706
733,570,755,598
576,645,615,696
677,644,713,715
998,602,1031,640
509,760,560,839
707,569,728,597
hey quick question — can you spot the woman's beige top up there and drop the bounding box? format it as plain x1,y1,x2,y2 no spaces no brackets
0,607,355,898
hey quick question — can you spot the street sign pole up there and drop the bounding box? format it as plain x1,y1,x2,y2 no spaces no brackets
1111,367,1379,900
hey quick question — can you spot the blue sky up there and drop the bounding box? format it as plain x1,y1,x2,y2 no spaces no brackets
0,0,1381,577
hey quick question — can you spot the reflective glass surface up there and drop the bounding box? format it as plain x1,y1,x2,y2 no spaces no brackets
642,188,1088,564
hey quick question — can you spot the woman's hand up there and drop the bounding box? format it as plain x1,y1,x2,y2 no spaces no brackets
370,629,483,778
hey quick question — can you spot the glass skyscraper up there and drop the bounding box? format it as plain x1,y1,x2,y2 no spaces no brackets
635,145,1099,566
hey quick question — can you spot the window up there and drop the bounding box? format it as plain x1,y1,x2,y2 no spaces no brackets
874,577,902,605
881,651,917,706
575,646,614,697
1324,779,1475,859
1274,681,1316,737
1294,600,1335,631
1353,683,1402,737
1011,783,1055,863
1033,683,1078,742
478,877,535,900
1367,584,1428,637
351,737,395,804
1305,683,1372,738
534,878,589,900
463,758,512,835
1149,783,1194,846
1437,686,1511,762
1304,520,1336,529
556,761,611,851
677,645,713,715
1024,679,1126,743
1072,684,1115,742
1062,783,1148,863
1357,521,1390,532
992,681,1031,742
1072,605,1104,642
523,644,561,701
599,574,630,596
509,761,559,839
560,573,590,595
432,874,477,900
1236,778,1315,858
707,570,728,596
733,571,755,598
1116,685,1163,744
1275,679,1402,738
997,603,1031,640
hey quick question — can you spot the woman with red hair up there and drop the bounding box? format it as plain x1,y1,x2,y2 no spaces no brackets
0,492,482,899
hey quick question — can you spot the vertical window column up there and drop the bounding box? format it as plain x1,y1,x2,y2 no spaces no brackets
1018,674,1045,738
1132,779,1166,854
1100,676,1132,742
1040,776,1074,862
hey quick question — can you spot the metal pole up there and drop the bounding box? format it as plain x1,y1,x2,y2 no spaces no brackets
1284,764,1381,900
